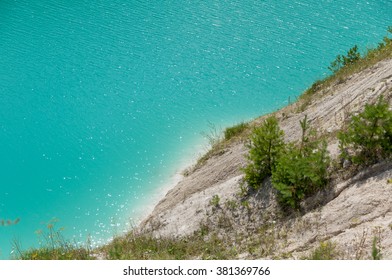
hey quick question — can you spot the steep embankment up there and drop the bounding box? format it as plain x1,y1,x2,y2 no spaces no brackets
139,58,392,259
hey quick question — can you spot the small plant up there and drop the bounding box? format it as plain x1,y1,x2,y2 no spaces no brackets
240,200,250,210
338,96,392,166
238,181,249,198
243,116,285,190
309,241,339,260
224,122,249,140
210,195,220,208
328,45,361,73
304,80,324,96
371,227,383,260
200,122,222,151
225,199,237,210
14,219,92,260
198,224,210,237
371,236,382,260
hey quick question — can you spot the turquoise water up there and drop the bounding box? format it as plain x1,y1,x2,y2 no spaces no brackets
0,0,390,259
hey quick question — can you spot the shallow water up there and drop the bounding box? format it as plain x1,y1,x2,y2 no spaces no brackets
0,0,391,259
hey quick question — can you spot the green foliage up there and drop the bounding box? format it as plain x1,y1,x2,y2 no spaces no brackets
272,116,330,209
243,115,329,209
338,96,392,165
240,200,250,210
272,142,329,209
328,54,344,74
243,116,285,189
328,45,361,73
225,199,238,210
210,195,220,208
372,236,382,260
309,241,339,260
343,45,361,66
376,26,392,50
224,122,248,140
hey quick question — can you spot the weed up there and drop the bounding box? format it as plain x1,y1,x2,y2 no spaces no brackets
354,229,368,260
225,200,238,211
210,195,220,208
371,236,382,260
238,181,249,198
309,241,339,260
13,220,93,260
224,122,249,140
240,200,250,210
371,227,383,260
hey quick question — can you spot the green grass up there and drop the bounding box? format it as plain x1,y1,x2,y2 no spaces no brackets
13,222,237,260
13,221,94,260
99,230,236,260
224,122,249,141
16,246,93,260
298,28,392,111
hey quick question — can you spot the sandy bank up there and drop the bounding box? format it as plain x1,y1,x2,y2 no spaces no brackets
138,58,392,258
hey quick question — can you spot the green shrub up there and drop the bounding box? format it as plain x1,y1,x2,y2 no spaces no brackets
272,116,330,209
243,116,285,189
272,142,329,209
338,96,392,165
224,122,248,140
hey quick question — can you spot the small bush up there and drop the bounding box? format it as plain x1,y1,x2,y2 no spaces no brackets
272,141,329,209
224,122,248,140
243,116,285,189
338,96,392,165
272,116,330,209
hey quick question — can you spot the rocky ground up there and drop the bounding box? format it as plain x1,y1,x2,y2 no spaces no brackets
138,58,392,259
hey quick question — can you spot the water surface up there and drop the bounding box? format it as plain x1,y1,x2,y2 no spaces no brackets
0,0,391,259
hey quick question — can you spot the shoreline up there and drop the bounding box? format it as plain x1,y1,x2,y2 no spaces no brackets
129,116,258,229
136,57,392,250
127,138,208,228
